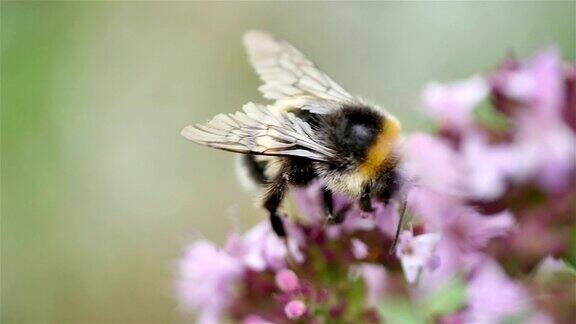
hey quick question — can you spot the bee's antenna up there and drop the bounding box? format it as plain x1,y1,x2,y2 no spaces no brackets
389,199,408,255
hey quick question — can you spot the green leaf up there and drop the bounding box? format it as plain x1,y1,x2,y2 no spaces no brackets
564,260,576,277
379,299,427,324
474,99,509,131
502,312,528,324
344,279,368,322
568,225,576,268
422,278,467,316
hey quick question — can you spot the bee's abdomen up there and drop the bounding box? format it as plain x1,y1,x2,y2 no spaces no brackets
285,157,318,185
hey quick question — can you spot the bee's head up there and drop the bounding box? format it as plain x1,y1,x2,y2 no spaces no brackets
327,105,383,160
331,106,401,179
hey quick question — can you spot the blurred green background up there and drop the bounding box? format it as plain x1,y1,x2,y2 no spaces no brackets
1,1,574,322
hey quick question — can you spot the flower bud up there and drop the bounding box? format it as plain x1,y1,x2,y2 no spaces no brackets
284,300,307,319
275,269,300,292
351,238,368,259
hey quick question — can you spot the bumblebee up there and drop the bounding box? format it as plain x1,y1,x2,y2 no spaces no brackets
182,31,404,240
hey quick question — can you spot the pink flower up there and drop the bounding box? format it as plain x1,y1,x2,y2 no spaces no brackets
351,238,369,259
513,115,576,193
535,255,571,277
371,200,403,238
418,238,484,291
226,221,304,271
178,241,243,322
291,181,325,225
495,48,564,119
275,269,300,292
464,261,532,323
402,134,468,197
242,315,274,324
423,76,488,130
489,48,575,193
284,300,307,319
460,134,519,200
410,188,515,250
445,210,515,251
396,231,441,284
359,264,387,305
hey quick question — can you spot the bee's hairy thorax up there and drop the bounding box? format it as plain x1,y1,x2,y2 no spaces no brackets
319,105,400,188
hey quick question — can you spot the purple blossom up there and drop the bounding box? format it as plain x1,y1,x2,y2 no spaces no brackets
460,134,518,200
359,264,388,306
535,255,572,276
408,186,515,248
275,269,300,292
493,48,564,118
513,115,575,192
396,231,441,284
489,47,576,193
350,238,369,259
402,134,468,197
423,76,488,130
463,261,532,323
178,241,243,322
225,221,304,271
242,314,274,324
418,237,485,292
284,300,307,319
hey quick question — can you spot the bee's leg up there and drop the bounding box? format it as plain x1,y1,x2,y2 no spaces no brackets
359,191,374,213
322,187,334,221
323,187,345,224
263,177,288,237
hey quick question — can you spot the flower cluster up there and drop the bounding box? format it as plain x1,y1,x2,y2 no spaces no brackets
178,48,575,323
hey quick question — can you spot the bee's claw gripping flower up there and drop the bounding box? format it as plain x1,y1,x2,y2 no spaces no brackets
179,48,575,323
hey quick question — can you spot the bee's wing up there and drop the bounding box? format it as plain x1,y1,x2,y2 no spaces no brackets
181,102,336,162
244,30,355,106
